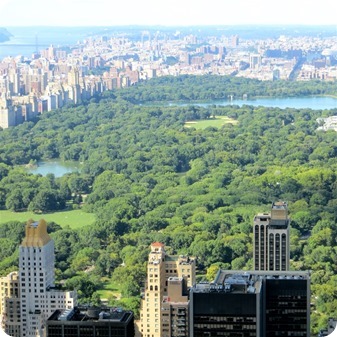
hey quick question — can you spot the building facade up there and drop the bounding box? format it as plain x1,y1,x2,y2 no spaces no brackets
139,242,195,337
189,270,310,337
253,201,290,271
0,271,21,337
19,219,77,337
161,277,189,337
46,306,135,337
190,273,262,337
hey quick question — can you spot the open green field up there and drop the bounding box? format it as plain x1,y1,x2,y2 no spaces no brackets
97,278,121,301
0,209,96,229
184,116,238,129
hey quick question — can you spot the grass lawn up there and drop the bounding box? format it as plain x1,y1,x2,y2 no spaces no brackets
0,209,96,229
184,116,238,129
97,278,122,300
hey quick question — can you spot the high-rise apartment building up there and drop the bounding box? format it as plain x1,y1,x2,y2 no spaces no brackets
0,271,21,337
67,67,81,104
0,93,17,128
189,270,310,337
161,277,189,337
68,67,80,87
8,68,21,95
19,219,77,337
139,242,195,337
253,201,290,271
249,54,262,69
231,35,239,48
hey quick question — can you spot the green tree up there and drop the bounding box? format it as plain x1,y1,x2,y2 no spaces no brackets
28,189,62,212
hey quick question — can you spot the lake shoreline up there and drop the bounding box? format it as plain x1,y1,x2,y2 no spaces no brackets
24,159,80,177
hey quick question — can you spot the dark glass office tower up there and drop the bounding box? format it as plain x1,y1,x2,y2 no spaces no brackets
189,271,310,337
265,276,310,337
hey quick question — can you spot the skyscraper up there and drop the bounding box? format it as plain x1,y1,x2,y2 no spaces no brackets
67,66,81,104
67,67,80,87
139,242,195,337
253,201,290,271
19,219,77,337
189,270,310,337
249,54,262,69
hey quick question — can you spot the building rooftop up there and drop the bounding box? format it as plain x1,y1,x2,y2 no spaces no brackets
193,272,262,294
192,270,310,295
254,201,289,228
151,242,165,247
47,306,133,324
21,219,51,247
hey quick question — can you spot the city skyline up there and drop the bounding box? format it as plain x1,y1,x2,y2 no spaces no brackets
0,0,337,27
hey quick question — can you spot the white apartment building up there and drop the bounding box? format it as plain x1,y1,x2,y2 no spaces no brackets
19,219,77,337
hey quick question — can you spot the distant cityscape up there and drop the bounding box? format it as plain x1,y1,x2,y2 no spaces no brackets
0,27,337,129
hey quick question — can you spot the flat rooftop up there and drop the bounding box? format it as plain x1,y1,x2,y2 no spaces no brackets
47,307,133,324
193,272,262,295
192,270,310,295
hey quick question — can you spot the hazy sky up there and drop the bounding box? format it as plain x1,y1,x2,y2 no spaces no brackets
0,0,336,26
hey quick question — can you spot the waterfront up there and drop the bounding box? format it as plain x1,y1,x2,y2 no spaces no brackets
0,26,103,59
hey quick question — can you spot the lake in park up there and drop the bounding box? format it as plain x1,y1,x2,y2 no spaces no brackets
27,160,80,177
168,96,337,110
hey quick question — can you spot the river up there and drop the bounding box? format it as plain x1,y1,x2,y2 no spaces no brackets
0,26,103,60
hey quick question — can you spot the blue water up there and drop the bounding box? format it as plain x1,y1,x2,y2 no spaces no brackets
0,27,103,59
27,161,80,178
171,96,337,110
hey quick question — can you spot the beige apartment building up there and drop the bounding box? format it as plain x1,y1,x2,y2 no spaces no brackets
161,277,189,337
139,242,195,337
0,271,21,337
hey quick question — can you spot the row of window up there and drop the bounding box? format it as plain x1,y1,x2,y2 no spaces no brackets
148,268,159,272
194,323,256,330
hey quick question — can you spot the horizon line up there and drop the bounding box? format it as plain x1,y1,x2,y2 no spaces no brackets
2,23,337,28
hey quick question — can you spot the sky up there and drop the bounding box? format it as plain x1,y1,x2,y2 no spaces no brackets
0,0,336,27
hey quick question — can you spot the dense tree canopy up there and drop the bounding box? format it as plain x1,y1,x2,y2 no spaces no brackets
0,75,337,332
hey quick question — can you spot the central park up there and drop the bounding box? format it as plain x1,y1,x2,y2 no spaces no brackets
1,75,337,334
